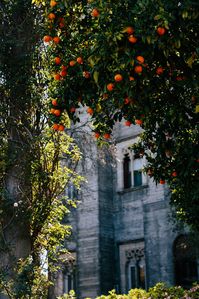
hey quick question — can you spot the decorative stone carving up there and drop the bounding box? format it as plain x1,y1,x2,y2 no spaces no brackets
125,248,145,261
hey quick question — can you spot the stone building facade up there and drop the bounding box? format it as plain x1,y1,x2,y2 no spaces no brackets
53,116,199,299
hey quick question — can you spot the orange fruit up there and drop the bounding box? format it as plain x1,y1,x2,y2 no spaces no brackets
129,76,135,81
54,57,61,65
134,65,143,74
171,171,177,177
125,26,134,35
43,35,52,43
58,124,65,131
69,60,76,67
87,107,94,115
103,133,111,139
128,35,137,44
135,119,143,125
124,97,130,104
136,56,145,64
50,0,57,7
91,8,100,17
60,70,67,77
50,108,55,114
159,179,165,185
52,123,59,130
94,132,100,139
156,67,164,75
157,27,166,36
52,99,58,106
70,107,76,113
83,71,90,78
114,74,123,82
53,37,61,44
48,13,56,20
77,57,83,64
54,73,61,80
61,65,67,71
59,22,65,28
124,120,131,126
54,109,61,117
107,83,115,91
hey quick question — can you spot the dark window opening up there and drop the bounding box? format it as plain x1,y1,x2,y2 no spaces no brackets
123,154,131,189
174,235,198,288
129,261,146,290
130,266,136,289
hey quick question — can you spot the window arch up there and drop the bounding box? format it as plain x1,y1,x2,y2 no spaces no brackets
173,235,198,288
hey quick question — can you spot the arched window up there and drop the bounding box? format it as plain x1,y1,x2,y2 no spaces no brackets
123,154,131,189
173,235,198,288
126,247,146,291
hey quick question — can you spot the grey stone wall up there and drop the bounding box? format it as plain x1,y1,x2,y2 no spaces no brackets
98,149,115,294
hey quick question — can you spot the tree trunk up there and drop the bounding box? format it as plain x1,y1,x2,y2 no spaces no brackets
0,0,36,297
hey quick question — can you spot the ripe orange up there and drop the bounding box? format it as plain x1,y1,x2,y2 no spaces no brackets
59,22,65,28
61,65,67,71
136,56,145,64
50,108,55,114
43,35,52,43
94,132,100,139
156,67,164,75
53,37,61,44
60,70,67,77
171,171,177,177
77,57,83,64
129,76,135,81
58,124,65,131
91,8,100,17
54,109,61,117
128,35,137,44
114,74,123,82
103,133,111,139
125,26,134,35
157,27,166,36
159,179,165,185
54,57,61,65
52,123,59,130
107,83,115,91
135,119,143,125
54,73,61,80
70,107,76,113
124,120,131,127
50,0,57,7
87,107,94,115
52,99,58,106
48,13,56,20
83,71,90,78
69,60,76,67
124,97,130,104
134,65,143,74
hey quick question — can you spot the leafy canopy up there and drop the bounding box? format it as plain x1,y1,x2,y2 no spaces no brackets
39,0,199,230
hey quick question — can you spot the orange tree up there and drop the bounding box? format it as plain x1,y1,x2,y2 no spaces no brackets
39,0,199,230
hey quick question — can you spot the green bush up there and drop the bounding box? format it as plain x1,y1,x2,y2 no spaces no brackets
58,283,199,299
